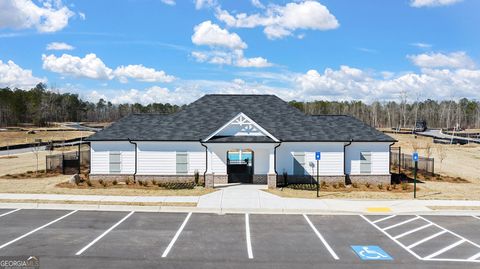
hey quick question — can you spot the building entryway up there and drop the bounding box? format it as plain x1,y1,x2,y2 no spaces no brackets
227,149,253,183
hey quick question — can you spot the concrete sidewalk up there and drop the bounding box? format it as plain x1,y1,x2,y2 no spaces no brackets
1,185,480,214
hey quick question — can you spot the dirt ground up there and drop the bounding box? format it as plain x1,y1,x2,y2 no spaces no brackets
0,149,79,176
0,130,93,147
268,181,480,200
389,133,480,183
0,175,214,196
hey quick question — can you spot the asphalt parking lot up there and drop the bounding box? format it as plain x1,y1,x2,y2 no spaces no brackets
0,208,480,268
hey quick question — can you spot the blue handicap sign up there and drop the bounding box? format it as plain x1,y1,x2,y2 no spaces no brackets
315,152,321,161
351,246,393,261
412,152,419,162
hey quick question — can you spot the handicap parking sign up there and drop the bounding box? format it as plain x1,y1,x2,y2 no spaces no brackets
412,152,419,162
315,152,321,160
351,246,393,261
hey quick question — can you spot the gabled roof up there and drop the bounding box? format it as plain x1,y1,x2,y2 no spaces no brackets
87,94,395,142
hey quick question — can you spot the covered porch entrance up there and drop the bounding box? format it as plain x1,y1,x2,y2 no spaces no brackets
227,149,253,183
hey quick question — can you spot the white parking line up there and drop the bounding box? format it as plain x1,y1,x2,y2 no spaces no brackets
245,213,253,259
383,216,420,231
76,211,134,256
394,223,433,239
407,231,447,249
372,215,396,224
162,212,192,258
0,210,77,250
303,214,339,260
472,215,480,221
0,209,21,218
468,252,480,261
424,239,465,259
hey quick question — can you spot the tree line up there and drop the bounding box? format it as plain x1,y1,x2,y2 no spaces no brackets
0,84,184,127
1,84,479,129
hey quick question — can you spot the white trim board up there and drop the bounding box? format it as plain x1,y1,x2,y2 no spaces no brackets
203,112,279,142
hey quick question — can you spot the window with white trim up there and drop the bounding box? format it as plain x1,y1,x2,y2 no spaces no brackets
176,152,188,175
360,152,372,174
109,152,121,174
293,152,305,175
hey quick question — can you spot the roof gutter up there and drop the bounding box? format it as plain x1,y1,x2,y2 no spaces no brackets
274,141,282,175
200,140,208,188
128,138,137,183
343,139,353,180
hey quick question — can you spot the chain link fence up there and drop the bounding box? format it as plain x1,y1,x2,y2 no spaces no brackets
390,147,434,175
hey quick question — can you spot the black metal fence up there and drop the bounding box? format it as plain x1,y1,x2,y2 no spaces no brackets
390,147,435,175
46,150,89,174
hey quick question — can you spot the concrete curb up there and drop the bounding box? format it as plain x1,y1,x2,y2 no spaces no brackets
2,202,480,215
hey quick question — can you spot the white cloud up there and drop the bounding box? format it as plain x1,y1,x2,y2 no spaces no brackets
78,12,86,20
294,64,480,101
113,64,175,83
42,53,114,79
216,1,339,39
191,21,272,68
161,0,175,5
251,0,265,9
410,0,462,7
411,42,432,49
46,42,74,51
0,59,46,89
407,51,475,69
195,0,217,10
42,53,175,82
192,20,247,50
0,0,75,33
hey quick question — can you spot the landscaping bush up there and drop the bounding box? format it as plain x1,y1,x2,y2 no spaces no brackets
125,178,132,185
338,182,345,188
365,182,371,189
86,179,93,187
320,181,327,188
377,183,383,190
352,182,358,188
401,182,408,190
157,181,195,189
112,180,118,185
288,183,317,190
332,183,338,189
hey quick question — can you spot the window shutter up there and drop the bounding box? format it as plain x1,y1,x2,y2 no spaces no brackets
176,152,188,175
109,152,121,173
360,152,372,174
293,152,306,176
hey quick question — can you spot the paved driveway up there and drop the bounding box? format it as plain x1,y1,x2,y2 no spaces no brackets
1,208,480,268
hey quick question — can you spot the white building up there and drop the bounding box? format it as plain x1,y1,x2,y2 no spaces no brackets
87,94,396,188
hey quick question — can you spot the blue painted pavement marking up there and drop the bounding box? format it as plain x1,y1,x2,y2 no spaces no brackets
351,245,393,261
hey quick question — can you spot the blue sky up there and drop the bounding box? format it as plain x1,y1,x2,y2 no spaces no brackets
0,0,479,104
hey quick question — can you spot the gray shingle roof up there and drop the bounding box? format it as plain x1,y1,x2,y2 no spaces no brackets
87,94,395,143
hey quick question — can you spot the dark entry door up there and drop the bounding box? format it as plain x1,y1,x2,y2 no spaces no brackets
227,162,252,183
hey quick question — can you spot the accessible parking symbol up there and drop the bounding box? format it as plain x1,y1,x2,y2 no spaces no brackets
351,246,393,261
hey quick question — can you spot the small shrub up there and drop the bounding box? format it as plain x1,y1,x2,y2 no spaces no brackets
320,181,327,188
143,180,149,187
112,180,118,185
392,183,397,189
194,170,200,185
377,183,383,190
101,180,108,187
401,182,408,191
365,182,371,189
86,180,93,187
352,182,358,188
386,185,392,191
332,183,338,189
98,179,104,185
338,182,345,188
125,178,132,185
152,179,158,186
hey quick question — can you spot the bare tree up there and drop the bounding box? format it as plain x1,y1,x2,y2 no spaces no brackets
31,139,42,175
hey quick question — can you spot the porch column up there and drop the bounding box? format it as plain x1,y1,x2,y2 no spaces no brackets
205,149,214,188
267,147,276,189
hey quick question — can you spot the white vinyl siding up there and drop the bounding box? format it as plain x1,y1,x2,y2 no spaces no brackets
345,142,390,175
293,152,306,175
276,142,344,176
176,152,188,175
90,141,135,174
109,152,121,173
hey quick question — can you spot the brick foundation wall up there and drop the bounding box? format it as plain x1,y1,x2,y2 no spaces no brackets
205,174,228,188
349,175,391,185
252,174,267,184
267,174,276,189
89,174,199,183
